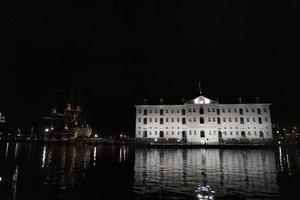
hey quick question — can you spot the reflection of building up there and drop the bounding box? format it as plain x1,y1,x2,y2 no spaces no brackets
135,95,272,144
134,149,278,198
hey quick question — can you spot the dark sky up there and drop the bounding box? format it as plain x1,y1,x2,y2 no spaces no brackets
2,1,299,132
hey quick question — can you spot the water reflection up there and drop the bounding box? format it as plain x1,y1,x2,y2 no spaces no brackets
0,143,299,200
134,148,279,200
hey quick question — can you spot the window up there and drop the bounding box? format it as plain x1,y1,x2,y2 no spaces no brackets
236,131,239,136
228,109,231,113
259,131,264,138
182,109,186,115
144,109,147,115
172,118,174,122
239,108,244,115
257,108,262,115
171,110,174,113
189,118,192,122
200,117,204,124
217,118,221,124
188,108,191,112
160,118,164,124
208,117,211,122
217,109,220,115
194,117,196,122
193,108,196,112
138,109,141,114
213,117,216,122
200,131,205,137
182,118,186,124
177,118,180,122
172,131,174,135
247,118,249,122
253,118,256,122
138,118,141,123
230,131,233,135
155,118,157,122
208,108,211,112
222,108,225,113
150,110,152,113
166,109,168,113
212,108,215,112
150,118,152,123
234,108,237,113
155,110,157,113
194,131,196,135
159,131,164,138
235,118,238,122
246,108,248,112
265,117,268,122
223,118,226,122
229,118,232,122
240,117,244,124
143,118,147,124
258,117,262,124
223,131,227,136
160,109,163,115
143,131,147,138
248,131,251,136
166,118,168,122
252,108,255,112
254,131,257,136
264,108,267,112
200,107,204,114
149,132,152,135
189,131,192,135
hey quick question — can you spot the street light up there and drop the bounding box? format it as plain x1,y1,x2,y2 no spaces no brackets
45,128,49,133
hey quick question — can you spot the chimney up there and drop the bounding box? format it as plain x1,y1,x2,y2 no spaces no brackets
160,98,164,104
255,97,260,103
238,97,242,103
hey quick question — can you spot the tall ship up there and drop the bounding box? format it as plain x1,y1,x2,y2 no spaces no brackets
42,86,92,140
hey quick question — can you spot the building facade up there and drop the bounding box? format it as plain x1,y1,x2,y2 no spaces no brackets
135,96,272,144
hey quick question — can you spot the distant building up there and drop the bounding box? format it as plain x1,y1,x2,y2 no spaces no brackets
135,95,272,145
0,112,5,123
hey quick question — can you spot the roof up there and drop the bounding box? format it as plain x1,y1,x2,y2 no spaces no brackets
184,96,218,105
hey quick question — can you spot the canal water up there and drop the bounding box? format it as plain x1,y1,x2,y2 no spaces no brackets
0,143,299,200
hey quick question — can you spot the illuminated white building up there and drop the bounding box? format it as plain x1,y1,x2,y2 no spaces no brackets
135,95,273,144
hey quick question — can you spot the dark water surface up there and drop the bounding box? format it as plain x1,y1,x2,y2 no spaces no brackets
0,143,299,200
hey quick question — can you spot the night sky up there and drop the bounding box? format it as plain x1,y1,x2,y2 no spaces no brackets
2,1,299,134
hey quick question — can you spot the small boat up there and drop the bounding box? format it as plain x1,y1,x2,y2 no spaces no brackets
195,185,215,200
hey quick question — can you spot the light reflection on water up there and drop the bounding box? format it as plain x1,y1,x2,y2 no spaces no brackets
0,143,299,200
